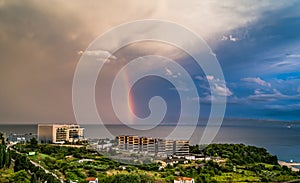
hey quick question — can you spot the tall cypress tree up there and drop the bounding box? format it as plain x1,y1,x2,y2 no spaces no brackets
5,149,11,168
0,133,10,169
2,146,5,168
0,146,4,168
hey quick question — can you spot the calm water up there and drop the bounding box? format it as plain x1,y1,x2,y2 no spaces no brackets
1,120,300,162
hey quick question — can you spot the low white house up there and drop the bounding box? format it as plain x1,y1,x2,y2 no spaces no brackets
78,159,94,163
174,177,195,183
97,143,112,150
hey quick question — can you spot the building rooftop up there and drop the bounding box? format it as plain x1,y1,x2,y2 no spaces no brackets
175,177,193,181
86,177,97,181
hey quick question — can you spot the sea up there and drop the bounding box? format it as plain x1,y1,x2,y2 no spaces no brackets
1,119,300,166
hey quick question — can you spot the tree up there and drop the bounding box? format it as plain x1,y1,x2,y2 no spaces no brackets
9,170,30,183
88,169,97,177
0,146,4,168
29,138,38,148
110,174,141,183
0,145,10,168
30,173,37,183
45,173,55,183
140,174,155,183
5,149,11,168
14,155,29,172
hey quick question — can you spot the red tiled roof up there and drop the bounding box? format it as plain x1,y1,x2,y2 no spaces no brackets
86,177,97,181
175,176,193,181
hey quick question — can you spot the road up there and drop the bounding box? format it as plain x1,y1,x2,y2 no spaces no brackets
29,158,63,182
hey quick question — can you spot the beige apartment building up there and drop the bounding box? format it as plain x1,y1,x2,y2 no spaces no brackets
174,140,190,155
38,124,84,143
165,140,175,155
117,135,127,150
140,137,156,154
126,135,140,151
116,135,189,156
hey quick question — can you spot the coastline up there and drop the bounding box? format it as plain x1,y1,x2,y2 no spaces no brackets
278,160,300,172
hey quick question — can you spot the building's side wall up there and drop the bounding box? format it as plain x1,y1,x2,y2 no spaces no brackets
38,124,53,143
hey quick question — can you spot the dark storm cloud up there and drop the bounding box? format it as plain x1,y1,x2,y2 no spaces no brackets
209,2,300,120
213,2,300,79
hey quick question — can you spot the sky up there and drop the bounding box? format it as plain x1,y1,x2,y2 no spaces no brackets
0,0,300,124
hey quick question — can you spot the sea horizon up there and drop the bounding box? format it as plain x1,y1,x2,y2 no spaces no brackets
1,119,300,164
1,117,300,125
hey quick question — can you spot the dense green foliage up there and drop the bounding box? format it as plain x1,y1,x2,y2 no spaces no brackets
189,144,300,182
203,143,278,165
106,174,141,183
31,173,38,183
9,169,30,183
11,150,61,183
20,143,300,182
0,133,61,183
0,133,11,168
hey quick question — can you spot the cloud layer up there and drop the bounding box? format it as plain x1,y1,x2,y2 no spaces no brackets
0,0,300,122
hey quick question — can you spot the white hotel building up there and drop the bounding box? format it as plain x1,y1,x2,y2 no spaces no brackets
38,124,84,143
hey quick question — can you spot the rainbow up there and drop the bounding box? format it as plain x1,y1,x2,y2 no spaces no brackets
123,70,135,124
